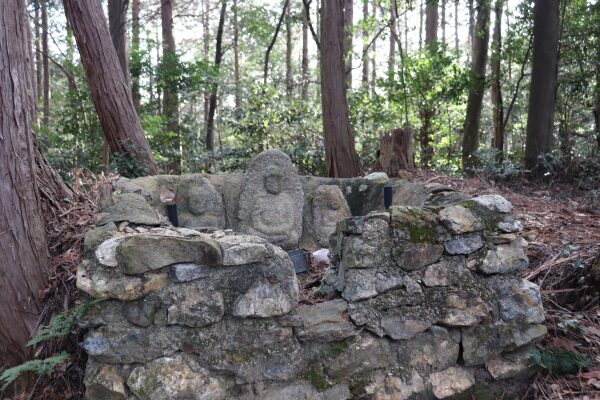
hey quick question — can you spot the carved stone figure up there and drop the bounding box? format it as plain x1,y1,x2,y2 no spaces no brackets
312,185,351,247
238,150,303,249
176,175,225,230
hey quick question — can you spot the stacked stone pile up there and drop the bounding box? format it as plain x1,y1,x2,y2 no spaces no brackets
79,150,545,399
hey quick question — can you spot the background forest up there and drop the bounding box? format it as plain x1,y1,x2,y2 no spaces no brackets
33,0,600,182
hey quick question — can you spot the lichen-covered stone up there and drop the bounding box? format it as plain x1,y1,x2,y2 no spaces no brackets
238,150,304,250
497,278,544,324
127,354,230,400
323,335,393,379
421,259,467,287
124,298,158,327
393,242,444,271
478,238,528,274
381,316,431,340
438,205,484,234
398,327,460,372
217,234,270,266
233,278,298,318
498,215,524,233
85,222,118,253
429,366,475,399
167,288,224,327
95,236,127,267
485,347,538,380
97,193,161,226
242,381,351,400
390,206,440,243
438,291,490,327
341,218,391,269
472,194,513,213
341,268,404,302
444,233,484,255
117,234,222,274
364,371,426,400
174,174,226,230
294,299,358,342
169,263,211,282
84,365,127,400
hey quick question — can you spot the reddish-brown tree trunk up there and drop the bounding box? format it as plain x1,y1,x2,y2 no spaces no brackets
0,0,50,367
301,1,309,99
108,0,131,86
343,0,353,89
377,128,415,176
131,0,141,111
361,0,369,87
233,0,241,108
321,0,361,177
286,0,293,98
206,0,227,152
42,0,50,128
491,0,504,162
524,0,560,171
462,0,491,173
63,0,157,175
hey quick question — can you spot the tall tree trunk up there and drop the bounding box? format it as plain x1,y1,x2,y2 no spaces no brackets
441,0,446,44
108,0,130,86
524,0,560,171
0,0,50,367
321,0,361,177
131,0,141,111
63,0,157,175
286,0,293,98
419,0,424,51
206,0,227,153
233,0,241,109
42,0,50,128
371,0,376,93
343,0,353,89
34,0,42,105
420,0,439,168
462,0,491,173
595,0,600,150
202,0,210,123
301,1,309,99
361,0,369,86
454,0,459,55
161,0,181,171
491,0,504,162
389,3,397,78
468,0,474,62
263,0,289,85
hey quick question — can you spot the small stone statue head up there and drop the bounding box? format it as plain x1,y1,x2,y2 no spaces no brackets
263,166,284,195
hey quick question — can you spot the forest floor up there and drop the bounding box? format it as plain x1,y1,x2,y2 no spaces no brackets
17,171,600,400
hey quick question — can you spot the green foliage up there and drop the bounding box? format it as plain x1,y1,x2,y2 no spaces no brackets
529,347,591,375
0,352,70,390
27,300,103,347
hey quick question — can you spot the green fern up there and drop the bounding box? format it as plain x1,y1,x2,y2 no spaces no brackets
0,352,69,389
27,299,103,347
529,347,591,375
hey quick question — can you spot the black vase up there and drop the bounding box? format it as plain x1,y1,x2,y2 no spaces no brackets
166,203,179,227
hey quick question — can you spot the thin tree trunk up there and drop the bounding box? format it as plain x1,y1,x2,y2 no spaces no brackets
462,0,492,173
491,0,504,162
206,0,227,152
42,0,50,128
108,0,131,86
131,0,141,111
468,0,474,62
419,0,424,51
343,0,353,89
161,0,181,171
389,3,397,78
286,0,293,98
263,0,289,85
34,0,42,104
321,0,361,177
595,0,600,150
0,0,50,367
371,0,376,93
202,0,210,122
63,0,157,175
361,0,369,86
441,0,446,45
524,0,560,171
420,0,439,168
454,0,459,55
301,2,309,99
233,0,241,109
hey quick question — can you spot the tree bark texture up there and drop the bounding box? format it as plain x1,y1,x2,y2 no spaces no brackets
376,128,415,176
63,0,157,175
425,0,439,49
491,0,504,162
42,0,50,128
131,0,141,111
0,0,50,367
594,0,600,150
441,0,446,44
524,0,560,171
301,2,309,99
361,0,369,86
161,0,181,171
108,0,131,87
34,0,42,104
286,0,293,98
343,0,353,89
206,0,227,152
234,0,242,108
462,0,491,173
321,0,362,177
389,3,398,78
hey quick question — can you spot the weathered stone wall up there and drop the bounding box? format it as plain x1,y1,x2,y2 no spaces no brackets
79,151,544,399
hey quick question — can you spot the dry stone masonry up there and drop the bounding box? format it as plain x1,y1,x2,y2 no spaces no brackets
79,150,545,399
